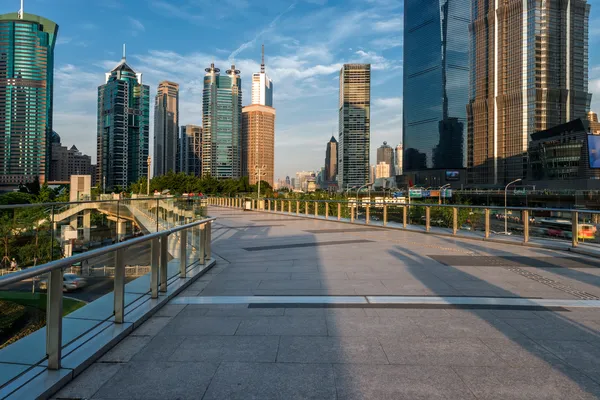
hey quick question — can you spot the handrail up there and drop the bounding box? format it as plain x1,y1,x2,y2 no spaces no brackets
0,196,206,211
0,217,216,288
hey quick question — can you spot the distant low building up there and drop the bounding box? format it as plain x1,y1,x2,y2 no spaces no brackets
376,161,391,179
49,132,93,182
528,116,600,189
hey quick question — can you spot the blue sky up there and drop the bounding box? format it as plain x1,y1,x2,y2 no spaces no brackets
3,0,600,180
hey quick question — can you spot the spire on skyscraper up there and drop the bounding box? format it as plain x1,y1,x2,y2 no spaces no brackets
261,44,265,73
18,0,24,19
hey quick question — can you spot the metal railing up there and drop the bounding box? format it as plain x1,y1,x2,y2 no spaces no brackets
210,197,600,249
0,216,214,370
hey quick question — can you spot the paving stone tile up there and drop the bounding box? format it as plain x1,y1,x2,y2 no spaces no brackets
131,316,173,336
333,364,476,400
277,336,388,364
53,363,122,400
132,335,186,361
538,340,600,370
257,280,322,290
291,272,348,280
236,316,327,336
412,316,526,339
99,335,152,362
94,361,218,400
503,318,600,341
379,337,506,367
202,362,336,400
480,337,565,368
204,306,284,316
454,365,600,400
168,335,279,362
326,316,425,338
371,308,452,318
159,316,241,336
154,304,187,317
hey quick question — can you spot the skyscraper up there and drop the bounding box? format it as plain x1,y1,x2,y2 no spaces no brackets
202,63,242,179
242,104,275,186
251,45,273,107
467,0,591,185
376,141,394,175
154,81,179,176
97,47,150,189
402,0,469,175
395,143,403,176
0,7,58,187
324,136,338,186
338,64,371,189
180,125,202,176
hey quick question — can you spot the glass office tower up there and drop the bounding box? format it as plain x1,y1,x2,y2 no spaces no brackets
202,63,242,179
97,54,150,189
0,11,58,186
402,0,469,175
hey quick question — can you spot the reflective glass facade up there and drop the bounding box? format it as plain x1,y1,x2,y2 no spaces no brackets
338,64,370,189
97,58,150,189
403,0,469,174
202,64,242,179
0,12,57,186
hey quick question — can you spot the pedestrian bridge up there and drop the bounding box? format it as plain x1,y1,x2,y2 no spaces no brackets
3,203,600,399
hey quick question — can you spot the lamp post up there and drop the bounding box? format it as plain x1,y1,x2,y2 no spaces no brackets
504,178,522,235
146,156,152,196
255,165,267,208
439,184,451,205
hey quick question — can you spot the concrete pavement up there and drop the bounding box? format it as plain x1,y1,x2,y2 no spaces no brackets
54,206,600,399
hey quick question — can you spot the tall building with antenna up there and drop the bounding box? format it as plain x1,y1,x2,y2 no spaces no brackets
202,63,242,179
97,45,150,189
0,2,58,187
251,45,273,107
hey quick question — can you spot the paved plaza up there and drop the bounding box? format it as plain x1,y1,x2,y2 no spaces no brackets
54,206,600,399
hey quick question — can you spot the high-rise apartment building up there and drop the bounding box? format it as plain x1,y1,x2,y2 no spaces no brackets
324,136,338,185
338,64,371,189
154,81,179,176
49,132,93,182
376,141,394,175
242,104,275,186
403,0,469,177
180,125,202,176
0,8,58,187
97,49,150,189
376,161,391,179
251,45,273,107
395,143,403,176
202,63,242,179
467,0,591,185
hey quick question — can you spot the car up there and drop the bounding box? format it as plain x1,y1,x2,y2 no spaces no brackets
460,224,472,231
38,273,87,292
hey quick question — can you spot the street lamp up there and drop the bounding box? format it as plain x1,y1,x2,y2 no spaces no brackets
254,165,267,207
146,156,152,196
504,178,522,235
439,184,451,205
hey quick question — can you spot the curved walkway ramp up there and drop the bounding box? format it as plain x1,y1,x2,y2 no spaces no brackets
53,206,600,399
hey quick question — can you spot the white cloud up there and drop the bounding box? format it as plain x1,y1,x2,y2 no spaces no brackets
128,17,145,34
373,16,403,32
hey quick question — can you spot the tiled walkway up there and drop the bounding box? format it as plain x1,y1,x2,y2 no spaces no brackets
54,207,600,399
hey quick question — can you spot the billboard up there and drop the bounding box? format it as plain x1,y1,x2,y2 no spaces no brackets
445,170,460,181
588,135,600,168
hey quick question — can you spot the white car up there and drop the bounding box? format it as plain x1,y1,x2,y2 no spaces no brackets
38,273,87,292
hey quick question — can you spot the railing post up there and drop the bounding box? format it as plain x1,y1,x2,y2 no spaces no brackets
383,204,388,226
199,224,206,265
425,206,430,232
114,248,125,323
366,204,370,225
268,199,271,211
337,203,341,220
305,201,309,216
206,221,212,259
160,235,168,293
274,200,277,212
403,205,407,228
325,202,329,219
288,200,292,213
314,201,318,217
46,268,63,370
572,211,579,247
180,229,187,278
485,208,490,239
296,200,300,215
351,203,355,223
151,237,159,298
523,210,529,243
452,207,458,235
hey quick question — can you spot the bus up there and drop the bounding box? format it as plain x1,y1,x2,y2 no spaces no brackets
537,218,597,240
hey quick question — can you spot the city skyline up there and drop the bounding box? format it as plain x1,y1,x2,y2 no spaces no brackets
3,1,600,182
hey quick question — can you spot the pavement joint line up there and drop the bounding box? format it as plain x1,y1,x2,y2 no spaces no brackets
169,295,600,308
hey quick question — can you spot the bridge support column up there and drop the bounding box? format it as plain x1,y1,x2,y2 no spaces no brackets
305,201,309,216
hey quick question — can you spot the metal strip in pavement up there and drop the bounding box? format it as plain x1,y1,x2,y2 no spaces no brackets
170,295,600,308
